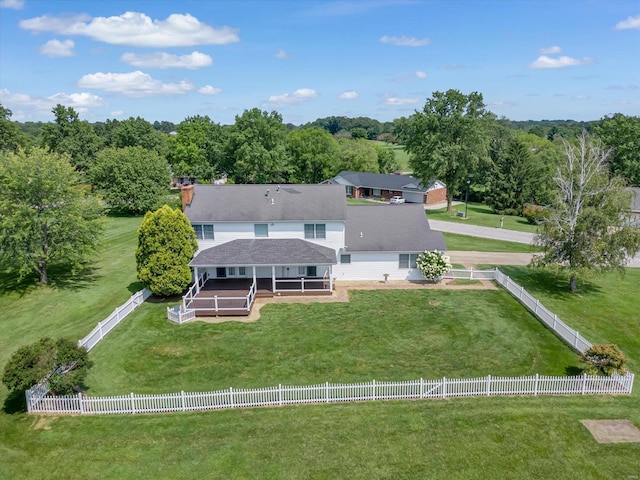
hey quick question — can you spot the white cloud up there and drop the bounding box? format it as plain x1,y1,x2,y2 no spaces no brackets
487,101,515,108
539,45,561,54
198,85,222,95
0,88,106,118
275,49,290,59
380,35,430,47
615,14,640,30
0,0,24,9
110,110,124,117
573,94,589,100
382,95,420,106
120,51,212,69
415,70,427,79
264,88,317,107
39,39,75,57
338,91,359,100
528,55,594,69
77,71,195,97
20,12,239,47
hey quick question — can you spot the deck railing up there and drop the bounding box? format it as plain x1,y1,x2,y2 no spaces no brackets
274,277,331,293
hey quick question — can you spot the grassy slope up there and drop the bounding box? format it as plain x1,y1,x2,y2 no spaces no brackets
443,232,542,253
1,218,639,479
428,202,539,233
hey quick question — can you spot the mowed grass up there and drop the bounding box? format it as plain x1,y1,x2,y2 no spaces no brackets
443,232,542,253
85,289,580,395
428,201,539,233
1,216,640,479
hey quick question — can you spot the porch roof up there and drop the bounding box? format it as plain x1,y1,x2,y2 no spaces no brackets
190,239,337,267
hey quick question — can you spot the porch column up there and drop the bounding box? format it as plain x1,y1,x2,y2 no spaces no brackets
194,267,200,293
329,265,333,292
272,266,276,292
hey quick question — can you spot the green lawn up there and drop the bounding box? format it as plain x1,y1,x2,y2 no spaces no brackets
370,140,411,172
428,202,539,233
347,198,386,205
1,217,639,479
443,232,542,253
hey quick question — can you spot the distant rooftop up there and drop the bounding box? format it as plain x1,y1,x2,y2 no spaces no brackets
327,171,443,193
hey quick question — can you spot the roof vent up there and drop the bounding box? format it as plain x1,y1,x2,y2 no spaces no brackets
360,232,363,238
276,185,280,193
271,198,275,205
265,189,270,197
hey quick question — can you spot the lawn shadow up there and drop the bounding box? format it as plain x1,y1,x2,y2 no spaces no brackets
2,390,27,414
496,266,603,299
0,263,102,295
565,366,584,376
0,269,39,296
127,281,145,294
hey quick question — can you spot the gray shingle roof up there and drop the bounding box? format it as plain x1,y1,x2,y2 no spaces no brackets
185,184,347,222
328,171,441,193
344,204,446,252
190,239,337,267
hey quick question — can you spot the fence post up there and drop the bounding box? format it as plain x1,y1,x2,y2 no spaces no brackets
420,378,424,399
372,380,376,401
115,306,121,322
214,296,218,311
98,321,104,340
301,278,305,293
486,375,491,396
582,374,587,395
442,377,447,399
470,268,474,280
181,390,186,411
130,392,136,414
279,384,283,406
325,381,329,403
78,392,84,414
229,387,234,408
25,389,32,413
534,373,539,396
553,315,558,330
534,299,540,315
574,331,579,349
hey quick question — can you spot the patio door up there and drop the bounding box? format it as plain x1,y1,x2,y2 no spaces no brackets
216,267,227,278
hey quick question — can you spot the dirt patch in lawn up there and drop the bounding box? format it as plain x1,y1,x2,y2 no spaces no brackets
196,279,497,324
580,419,640,443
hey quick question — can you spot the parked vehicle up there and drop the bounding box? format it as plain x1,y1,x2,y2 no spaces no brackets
389,196,406,204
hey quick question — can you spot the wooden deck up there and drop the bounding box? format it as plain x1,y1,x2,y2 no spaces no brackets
188,278,332,316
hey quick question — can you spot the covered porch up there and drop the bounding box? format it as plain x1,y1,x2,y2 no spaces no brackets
179,239,337,318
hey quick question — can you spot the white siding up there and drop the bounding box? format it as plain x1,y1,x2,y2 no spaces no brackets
333,252,425,281
194,220,345,253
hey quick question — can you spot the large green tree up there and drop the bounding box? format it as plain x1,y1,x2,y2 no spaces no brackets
0,104,29,152
592,113,640,186
532,132,640,292
0,148,105,284
286,127,340,183
167,115,227,182
103,116,167,155
375,144,400,173
224,108,292,183
337,138,379,173
40,105,103,171
88,146,171,214
405,90,492,213
136,205,198,297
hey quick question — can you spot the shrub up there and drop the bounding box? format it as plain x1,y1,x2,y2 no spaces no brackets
2,337,92,394
522,204,547,224
581,344,627,376
416,250,452,281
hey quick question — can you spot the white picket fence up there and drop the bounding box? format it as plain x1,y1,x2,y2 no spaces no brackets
78,289,153,351
26,373,634,415
445,268,593,354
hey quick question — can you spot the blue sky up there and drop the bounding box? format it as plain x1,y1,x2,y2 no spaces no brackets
1,0,638,125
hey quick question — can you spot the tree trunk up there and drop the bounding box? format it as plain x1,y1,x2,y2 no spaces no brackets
39,261,48,284
446,190,453,214
568,273,577,293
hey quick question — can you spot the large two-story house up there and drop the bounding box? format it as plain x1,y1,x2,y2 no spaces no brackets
178,183,445,316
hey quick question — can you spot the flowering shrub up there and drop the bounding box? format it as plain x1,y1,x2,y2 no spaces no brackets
416,250,452,281
581,344,627,376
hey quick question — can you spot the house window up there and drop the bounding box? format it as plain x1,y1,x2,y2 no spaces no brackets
373,188,381,196
304,224,326,239
193,224,214,240
340,254,351,264
254,223,268,237
239,267,246,276
298,266,306,275
345,186,353,196
228,267,236,276
399,253,418,269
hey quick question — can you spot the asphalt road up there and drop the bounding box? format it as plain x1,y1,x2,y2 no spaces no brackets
429,219,640,268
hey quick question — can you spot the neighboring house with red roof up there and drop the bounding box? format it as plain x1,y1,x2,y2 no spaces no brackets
323,171,447,205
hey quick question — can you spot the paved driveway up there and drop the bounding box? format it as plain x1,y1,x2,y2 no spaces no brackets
429,219,640,268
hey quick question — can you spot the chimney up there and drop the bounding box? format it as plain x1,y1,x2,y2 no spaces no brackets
181,184,195,211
